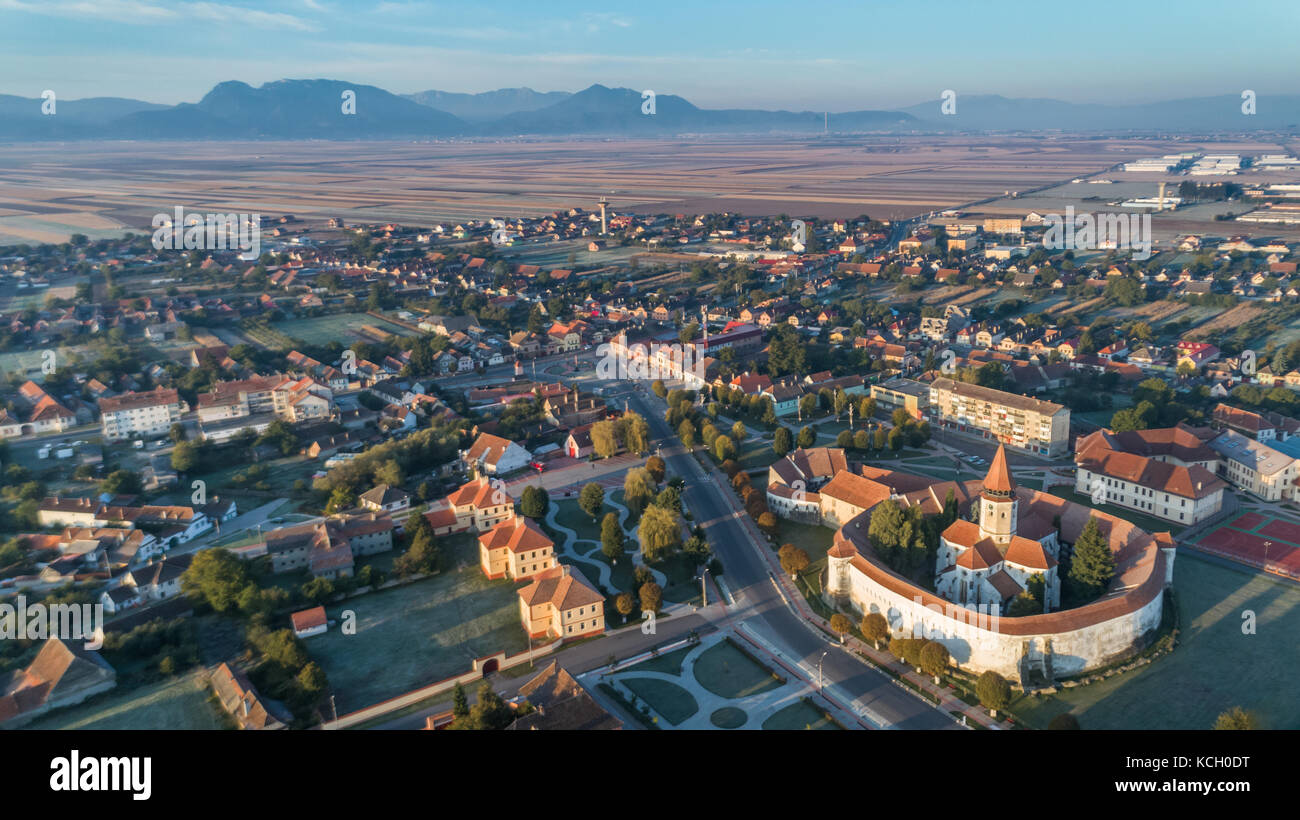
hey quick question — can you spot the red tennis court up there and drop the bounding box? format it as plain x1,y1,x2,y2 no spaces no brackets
1229,512,1265,530
1197,526,1300,575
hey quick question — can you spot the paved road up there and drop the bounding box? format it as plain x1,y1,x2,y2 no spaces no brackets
624,389,955,729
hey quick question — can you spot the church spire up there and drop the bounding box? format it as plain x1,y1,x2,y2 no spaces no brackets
983,443,1015,497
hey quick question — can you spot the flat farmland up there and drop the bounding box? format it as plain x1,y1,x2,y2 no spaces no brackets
0,136,1188,245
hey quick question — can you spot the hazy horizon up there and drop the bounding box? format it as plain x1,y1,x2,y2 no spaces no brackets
1,0,1297,109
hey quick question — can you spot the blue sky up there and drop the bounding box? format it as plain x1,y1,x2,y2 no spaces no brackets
1,0,1296,109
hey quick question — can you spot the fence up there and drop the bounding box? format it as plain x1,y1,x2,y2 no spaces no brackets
319,640,563,729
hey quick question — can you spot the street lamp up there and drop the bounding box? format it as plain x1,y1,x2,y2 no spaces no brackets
1263,541,1272,571
818,650,829,692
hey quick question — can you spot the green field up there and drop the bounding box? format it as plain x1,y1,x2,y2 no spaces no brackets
621,677,699,725
693,638,784,699
762,698,843,730
21,670,229,730
1009,552,1300,730
270,312,416,346
305,562,529,713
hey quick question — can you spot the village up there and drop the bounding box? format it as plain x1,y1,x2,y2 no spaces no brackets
4,180,1300,733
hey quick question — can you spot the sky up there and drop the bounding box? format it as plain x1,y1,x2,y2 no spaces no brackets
1,0,1297,109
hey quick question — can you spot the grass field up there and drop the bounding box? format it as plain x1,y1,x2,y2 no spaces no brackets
621,677,699,725
271,312,416,346
693,638,784,699
1008,552,1300,730
305,566,529,714
762,698,843,730
631,644,694,676
22,670,229,730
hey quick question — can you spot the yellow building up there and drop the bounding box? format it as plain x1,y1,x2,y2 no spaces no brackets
479,516,556,580
517,566,605,640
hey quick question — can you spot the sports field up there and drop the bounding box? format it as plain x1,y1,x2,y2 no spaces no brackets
1192,512,1300,579
271,312,416,346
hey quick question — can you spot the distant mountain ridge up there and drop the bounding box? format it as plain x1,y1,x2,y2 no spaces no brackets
403,87,572,122
2,81,1299,140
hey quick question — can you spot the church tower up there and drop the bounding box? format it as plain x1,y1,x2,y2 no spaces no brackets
978,443,1018,546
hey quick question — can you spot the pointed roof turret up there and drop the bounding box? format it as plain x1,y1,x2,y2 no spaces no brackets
983,443,1016,497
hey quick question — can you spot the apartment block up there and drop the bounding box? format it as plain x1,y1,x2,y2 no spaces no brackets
928,378,1069,456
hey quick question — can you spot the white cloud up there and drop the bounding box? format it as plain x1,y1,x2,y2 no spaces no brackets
0,0,321,31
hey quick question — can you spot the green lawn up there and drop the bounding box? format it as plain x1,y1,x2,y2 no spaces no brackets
762,698,843,730
1047,486,1185,535
1007,552,1300,730
22,670,229,730
305,566,529,713
710,706,748,728
621,677,699,726
630,644,694,676
693,638,784,699
552,499,604,542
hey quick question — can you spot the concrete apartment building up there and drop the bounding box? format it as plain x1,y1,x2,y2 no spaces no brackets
871,377,931,421
99,387,185,441
927,378,1070,457
1208,430,1300,501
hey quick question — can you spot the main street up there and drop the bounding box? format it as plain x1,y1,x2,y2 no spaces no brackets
621,386,956,729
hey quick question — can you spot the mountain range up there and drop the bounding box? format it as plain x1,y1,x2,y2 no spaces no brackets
1,80,1298,140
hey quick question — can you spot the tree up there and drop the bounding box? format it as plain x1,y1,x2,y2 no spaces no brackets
621,411,650,455
862,612,890,649
976,670,1011,717
645,455,666,484
591,419,619,459
615,592,635,621
452,682,469,720
394,514,439,576
777,544,810,579
181,548,254,613
773,426,792,457
639,505,681,562
796,426,816,449
520,485,549,518
1048,713,1081,730
829,613,852,641
297,661,328,696
919,641,950,683
888,636,911,662
601,512,625,561
579,483,604,520
677,418,696,449
756,511,778,534
1213,706,1259,730
623,467,657,516
713,434,735,461
1006,592,1041,617
100,468,142,496
326,486,356,514
1068,517,1115,601
730,420,747,443
639,581,663,614
651,379,667,398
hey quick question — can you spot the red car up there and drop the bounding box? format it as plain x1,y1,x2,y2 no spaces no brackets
530,461,546,473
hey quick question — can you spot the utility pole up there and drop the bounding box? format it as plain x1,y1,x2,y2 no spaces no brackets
700,567,708,607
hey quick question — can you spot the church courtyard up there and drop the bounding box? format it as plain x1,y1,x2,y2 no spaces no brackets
1009,551,1300,730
